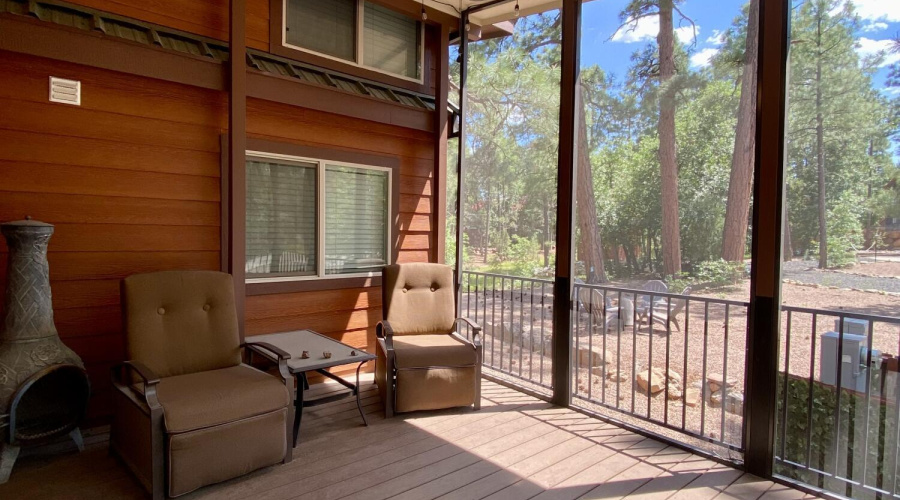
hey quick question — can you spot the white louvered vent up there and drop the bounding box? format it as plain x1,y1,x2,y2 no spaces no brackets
49,77,81,105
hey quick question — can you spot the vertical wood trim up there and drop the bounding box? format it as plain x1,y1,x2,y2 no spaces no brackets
454,13,468,312
433,23,449,264
744,0,790,477
551,0,580,407
230,0,248,339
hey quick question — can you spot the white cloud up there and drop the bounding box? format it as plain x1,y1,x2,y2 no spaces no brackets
690,47,720,68
862,21,889,32
850,0,900,22
611,15,699,45
706,29,726,45
856,37,900,67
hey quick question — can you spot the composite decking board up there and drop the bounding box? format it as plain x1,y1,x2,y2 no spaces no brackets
0,380,821,500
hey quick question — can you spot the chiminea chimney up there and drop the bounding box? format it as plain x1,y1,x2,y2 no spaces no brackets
0,218,90,484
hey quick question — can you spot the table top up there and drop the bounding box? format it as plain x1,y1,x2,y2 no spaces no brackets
248,329,375,373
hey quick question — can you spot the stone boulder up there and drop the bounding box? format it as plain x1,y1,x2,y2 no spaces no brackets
636,367,682,397
576,345,610,368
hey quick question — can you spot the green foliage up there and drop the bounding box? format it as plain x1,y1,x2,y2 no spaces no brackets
774,374,899,496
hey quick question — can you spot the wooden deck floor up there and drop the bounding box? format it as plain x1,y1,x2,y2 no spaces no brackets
1,378,820,500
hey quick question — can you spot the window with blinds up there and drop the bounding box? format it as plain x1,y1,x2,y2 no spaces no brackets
284,0,356,62
282,0,421,81
325,165,389,275
363,2,420,79
246,157,317,277
245,153,391,280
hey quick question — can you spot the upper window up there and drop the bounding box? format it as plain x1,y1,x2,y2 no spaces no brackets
283,0,422,81
246,152,391,281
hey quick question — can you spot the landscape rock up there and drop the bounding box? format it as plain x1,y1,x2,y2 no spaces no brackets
707,373,736,388
576,346,610,368
636,367,682,395
684,388,701,407
606,369,628,382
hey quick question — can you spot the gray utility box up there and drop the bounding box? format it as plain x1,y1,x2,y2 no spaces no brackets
819,318,879,393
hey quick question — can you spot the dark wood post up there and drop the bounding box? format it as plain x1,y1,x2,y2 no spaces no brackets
551,0,581,407
434,23,450,265
229,0,247,338
744,0,790,477
454,12,469,314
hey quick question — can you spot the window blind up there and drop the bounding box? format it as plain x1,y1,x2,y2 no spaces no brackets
285,0,356,61
363,2,420,78
246,158,317,277
324,165,389,275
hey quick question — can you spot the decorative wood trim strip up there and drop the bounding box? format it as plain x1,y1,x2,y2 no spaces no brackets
247,276,382,296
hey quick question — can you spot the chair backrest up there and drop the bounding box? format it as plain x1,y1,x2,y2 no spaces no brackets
643,280,668,293
121,270,242,378
383,263,455,335
638,280,668,308
670,286,692,314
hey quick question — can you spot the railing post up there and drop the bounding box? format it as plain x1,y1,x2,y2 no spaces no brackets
744,0,791,477
552,0,581,407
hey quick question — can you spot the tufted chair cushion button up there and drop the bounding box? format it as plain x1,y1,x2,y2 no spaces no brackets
157,307,166,315
203,304,211,311
402,288,408,293
430,287,436,292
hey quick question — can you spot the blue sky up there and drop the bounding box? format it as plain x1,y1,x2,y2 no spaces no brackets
577,0,900,94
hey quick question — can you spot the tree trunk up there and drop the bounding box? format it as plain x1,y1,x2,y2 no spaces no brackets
658,0,682,276
815,17,827,269
575,81,608,283
721,0,759,262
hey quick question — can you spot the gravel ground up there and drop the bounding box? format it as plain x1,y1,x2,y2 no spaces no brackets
846,261,900,277
461,276,900,461
783,259,900,292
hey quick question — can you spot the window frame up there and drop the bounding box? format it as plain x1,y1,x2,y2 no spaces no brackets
279,0,425,84
245,149,393,285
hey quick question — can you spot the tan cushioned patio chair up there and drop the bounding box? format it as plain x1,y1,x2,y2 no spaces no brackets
110,271,294,499
375,263,483,416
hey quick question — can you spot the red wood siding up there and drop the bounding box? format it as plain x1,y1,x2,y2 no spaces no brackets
0,50,225,423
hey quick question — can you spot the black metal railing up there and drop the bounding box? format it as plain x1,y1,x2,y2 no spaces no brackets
775,306,900,499
570,283,749,457
459,271,554,391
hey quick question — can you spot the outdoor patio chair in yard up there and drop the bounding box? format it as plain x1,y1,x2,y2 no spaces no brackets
642,286,693,332
636,279,668,315
376,263,483,417
110,271,294,499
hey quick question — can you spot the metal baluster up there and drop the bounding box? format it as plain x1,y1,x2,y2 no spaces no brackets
700,301,709,438
781,309,792,460
466,276,472,339
833,315,845,475
509,278,515,375
491,276,497,369
648,293,654,419
587,288,594,401
682,299,690,431
519,279,525,378
664,296,672,424
806,313,817,468
861,318,875,491
529,281,535,382
721,304,729,445
540,282,546,386
575,286,581,394
499,277,505,372
632,291,638,413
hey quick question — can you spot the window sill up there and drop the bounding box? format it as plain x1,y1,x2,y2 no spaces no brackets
246,274,382,295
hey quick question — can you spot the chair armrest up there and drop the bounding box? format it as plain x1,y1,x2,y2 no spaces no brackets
242,342,292,382
376,320,395,350
456,317,482,346
112,361,161,409
243,341,291,361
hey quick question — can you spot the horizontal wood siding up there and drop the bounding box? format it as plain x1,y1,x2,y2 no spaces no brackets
0,50,224,424
244,96,435,373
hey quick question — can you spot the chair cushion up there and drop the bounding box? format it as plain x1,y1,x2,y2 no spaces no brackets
391,334,476,369
396,366,476,412
122,270,241,378
383,263,456,335
157,365,290,434
168,408,287,497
